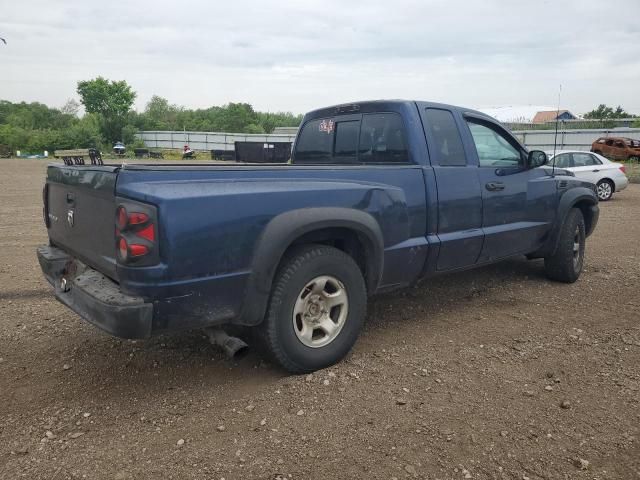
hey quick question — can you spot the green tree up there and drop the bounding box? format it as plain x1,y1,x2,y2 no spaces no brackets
121,124,139,145
584,104,636,119
60,99,81,116
60,114,104,149
76,77,136,144
143,95,182,130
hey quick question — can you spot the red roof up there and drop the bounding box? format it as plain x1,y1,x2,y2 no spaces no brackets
532,110,570,123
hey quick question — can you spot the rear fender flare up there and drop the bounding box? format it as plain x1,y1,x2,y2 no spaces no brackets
236,207,384,326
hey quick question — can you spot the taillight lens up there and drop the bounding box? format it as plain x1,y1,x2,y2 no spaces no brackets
128,212,149,225
619,165,626,174
115,201,158,265
129,244,149,257
137,224,155,241
118,237,129,260
116,206,128,230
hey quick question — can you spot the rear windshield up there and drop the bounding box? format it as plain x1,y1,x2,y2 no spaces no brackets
625,139,640,147
294,119,334,163
294,113,409,164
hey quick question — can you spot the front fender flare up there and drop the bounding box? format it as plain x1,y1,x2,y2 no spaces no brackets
544,187,598,256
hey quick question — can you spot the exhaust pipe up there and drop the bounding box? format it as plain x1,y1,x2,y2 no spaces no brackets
205,328,249,360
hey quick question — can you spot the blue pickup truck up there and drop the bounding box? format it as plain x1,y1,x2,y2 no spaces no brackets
38,100,599,373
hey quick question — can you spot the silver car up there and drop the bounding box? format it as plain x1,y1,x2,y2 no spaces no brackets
547,150,629,201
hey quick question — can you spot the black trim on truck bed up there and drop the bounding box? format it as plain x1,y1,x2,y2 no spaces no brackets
37,245,153,339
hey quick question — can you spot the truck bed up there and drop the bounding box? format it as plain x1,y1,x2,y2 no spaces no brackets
43,161,430,332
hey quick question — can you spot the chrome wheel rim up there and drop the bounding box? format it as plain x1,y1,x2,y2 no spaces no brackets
572,227,581,268
292,275,349,348
597,182,612,200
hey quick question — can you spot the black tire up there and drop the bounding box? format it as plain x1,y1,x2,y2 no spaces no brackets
544,208,585,283
261,244,367,373
596,179,614,201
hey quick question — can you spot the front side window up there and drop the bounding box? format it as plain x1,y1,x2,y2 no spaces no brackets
614,141,625,148
424,109,466,166
466,120,523,167
572,153,600,167
359,113,409,163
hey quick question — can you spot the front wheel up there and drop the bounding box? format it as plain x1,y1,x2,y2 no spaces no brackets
261,245,367,373
544,208,585,283
596,179,614,201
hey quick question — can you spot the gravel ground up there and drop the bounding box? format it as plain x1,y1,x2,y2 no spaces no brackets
0,158,639,480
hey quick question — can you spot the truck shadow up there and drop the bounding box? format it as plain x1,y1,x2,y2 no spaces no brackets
72,257,548,366
25,255,552,406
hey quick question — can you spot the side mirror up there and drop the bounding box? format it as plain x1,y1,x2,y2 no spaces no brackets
528,150,548,168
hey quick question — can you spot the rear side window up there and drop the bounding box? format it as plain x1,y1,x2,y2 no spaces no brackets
294,119,334,163
334,121,359,162
573,153,600,167
424,109,466,166
359,113,409,163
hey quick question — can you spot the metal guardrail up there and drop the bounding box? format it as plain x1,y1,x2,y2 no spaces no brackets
136,127,640,154
136,131,297,151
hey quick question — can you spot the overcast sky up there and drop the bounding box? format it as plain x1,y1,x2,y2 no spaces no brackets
2,0,639,115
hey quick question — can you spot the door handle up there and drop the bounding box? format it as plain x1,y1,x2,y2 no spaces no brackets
592,169,600,172
485,182,505,191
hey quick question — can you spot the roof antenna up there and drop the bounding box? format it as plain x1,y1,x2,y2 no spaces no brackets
551,84,562,177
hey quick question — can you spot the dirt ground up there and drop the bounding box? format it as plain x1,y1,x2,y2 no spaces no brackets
0,158,638,480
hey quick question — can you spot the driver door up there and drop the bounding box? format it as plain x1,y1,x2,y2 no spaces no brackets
463,117,556,261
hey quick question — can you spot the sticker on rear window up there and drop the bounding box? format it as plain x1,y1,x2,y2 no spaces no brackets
319,119,334,134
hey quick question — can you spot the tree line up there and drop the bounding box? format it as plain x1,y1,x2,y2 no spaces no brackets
1,77,638,154
0,77,303,153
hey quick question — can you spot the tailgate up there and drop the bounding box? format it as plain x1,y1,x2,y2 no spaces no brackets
45,164,120,280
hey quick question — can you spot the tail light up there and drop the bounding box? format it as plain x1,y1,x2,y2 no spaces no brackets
115,199,159,265
619,165,626,174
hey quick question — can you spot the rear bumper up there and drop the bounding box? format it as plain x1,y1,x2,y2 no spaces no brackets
614,175,629,192
37,245,153,339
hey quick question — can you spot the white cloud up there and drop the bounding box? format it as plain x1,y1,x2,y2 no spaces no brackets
2,0,639,114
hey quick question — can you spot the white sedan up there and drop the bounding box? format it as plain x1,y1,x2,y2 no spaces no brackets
547,150,629,201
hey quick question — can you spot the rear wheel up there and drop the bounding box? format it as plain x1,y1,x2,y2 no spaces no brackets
596,179,614,201
261,245,367,373
544,208,585,283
